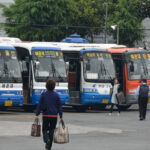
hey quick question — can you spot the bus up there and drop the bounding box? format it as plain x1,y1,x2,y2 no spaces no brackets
44,42,117,111
10,42,69,110
107,47,150,109
0,43,24,109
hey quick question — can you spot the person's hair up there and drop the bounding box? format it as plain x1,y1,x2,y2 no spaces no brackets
141,79,147,83
46,79,56,91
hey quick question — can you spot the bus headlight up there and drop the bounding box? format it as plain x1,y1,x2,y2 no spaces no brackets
57,90,69,94
63,90,69,94
34,90,41,93
17,91,23,95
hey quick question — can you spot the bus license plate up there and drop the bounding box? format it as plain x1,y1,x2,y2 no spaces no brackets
102,99,108,104
148,98,150,103
5,100,13,106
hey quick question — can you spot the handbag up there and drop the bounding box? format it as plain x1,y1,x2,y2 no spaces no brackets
54,121,69,144
116,91,126,104
31,119,41,137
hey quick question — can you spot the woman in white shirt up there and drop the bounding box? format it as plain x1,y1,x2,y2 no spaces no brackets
109,78,120,115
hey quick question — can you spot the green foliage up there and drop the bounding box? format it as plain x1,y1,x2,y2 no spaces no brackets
1,0,150,45
72,0,106,42
109,0,144,46
2,0,74,41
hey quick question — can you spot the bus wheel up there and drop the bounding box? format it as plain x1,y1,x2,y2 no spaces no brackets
91,105,106,110
118,105,131,110
73,106,88,112
23,105,35,112
0,106,7,111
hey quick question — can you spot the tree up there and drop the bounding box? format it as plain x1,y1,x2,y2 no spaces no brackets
109,0,144,46
71,0,106,42
1,0,150,44
2,0,74,41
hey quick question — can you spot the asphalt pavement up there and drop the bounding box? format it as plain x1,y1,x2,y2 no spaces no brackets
0,104,150,150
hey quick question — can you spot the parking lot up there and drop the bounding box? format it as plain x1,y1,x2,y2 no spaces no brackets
0,105,150,150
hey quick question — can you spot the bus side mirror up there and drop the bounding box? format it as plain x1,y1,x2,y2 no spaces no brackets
86,63,90,71
65,62,69,72
130,63,134,72
34,61,40,69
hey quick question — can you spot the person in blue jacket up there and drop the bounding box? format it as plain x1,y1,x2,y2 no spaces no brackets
35,79,64,150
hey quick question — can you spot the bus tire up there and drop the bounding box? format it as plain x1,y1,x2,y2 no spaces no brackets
23,105,35,112
118,105,131,110
73,106,88,112
0,106,7,111
91,105,106,110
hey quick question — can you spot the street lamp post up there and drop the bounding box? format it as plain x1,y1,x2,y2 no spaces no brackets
111,24,119,44
117,25,119,44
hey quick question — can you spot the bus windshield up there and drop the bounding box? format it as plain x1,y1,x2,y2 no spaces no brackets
141,53,150,79
0,49,22,83
83,52,115,82
32,50,67,82
127,53,150,80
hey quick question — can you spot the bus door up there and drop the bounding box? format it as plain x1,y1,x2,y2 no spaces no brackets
15,47,31,105
64,52,81,105
112,53,124,93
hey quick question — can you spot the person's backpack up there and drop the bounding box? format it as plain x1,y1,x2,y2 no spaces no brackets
139,84,149,98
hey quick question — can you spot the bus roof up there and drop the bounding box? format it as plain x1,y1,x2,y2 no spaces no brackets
10,42,61,51
32,42,126,52
0,43,15,50
0,37,22,43
107,47,143,53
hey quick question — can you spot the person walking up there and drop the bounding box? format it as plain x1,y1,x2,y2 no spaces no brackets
136,79,149,120
109,78,120,115
35,79,64,150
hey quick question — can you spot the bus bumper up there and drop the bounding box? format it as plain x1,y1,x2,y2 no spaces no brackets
81,93,111,105
126,94,150,104
126,94,138,104
59,94,69,105
32,94,40,105
0,95,24,106
32,94,70,105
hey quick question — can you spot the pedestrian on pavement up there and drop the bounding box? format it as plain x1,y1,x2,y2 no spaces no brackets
136,79,149,120
35,78,64,150
109,78,120,116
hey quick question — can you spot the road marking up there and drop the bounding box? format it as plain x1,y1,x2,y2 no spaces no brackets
0,121,122,136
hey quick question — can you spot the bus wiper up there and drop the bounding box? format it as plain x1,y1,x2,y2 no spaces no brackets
98,62,105,80
102,63,112,80
141,59,149,79
51,60,64,82
100,61,112,80
4,63,9,77
11,76,18,83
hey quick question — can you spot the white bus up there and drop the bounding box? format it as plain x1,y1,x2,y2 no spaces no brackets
35,42,119,111
0,43,23,109
10,42,69,110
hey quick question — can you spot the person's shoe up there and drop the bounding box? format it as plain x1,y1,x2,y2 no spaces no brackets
139,117,144,121
109,113,112,116
45,139,50,150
